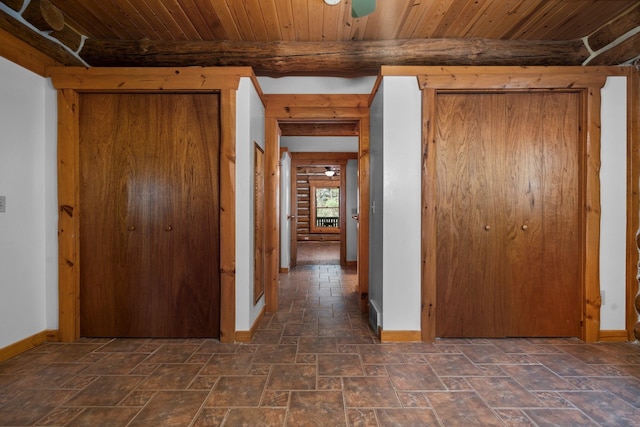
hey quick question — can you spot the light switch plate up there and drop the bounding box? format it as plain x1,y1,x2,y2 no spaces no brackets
0,196,5,213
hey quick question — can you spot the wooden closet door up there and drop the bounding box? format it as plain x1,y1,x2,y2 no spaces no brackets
506,92,581,337
435,91,582,338
80,93,220,338
435,93,507,337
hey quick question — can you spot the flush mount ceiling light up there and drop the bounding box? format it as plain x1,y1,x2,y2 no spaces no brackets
324,0,341,5
324,167,336,177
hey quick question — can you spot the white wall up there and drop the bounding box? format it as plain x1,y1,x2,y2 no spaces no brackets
281,136,357,152
600,76,628,331
280,152,292,270
380,77,423,332
346,159,358,262
257,76,376,94
235,77,266,331
368,82,384,326
0,57,58,349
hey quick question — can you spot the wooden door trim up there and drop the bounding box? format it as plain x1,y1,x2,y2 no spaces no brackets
629,67,640,340
264,95,370,314
415,67,607,343
53,67,249,343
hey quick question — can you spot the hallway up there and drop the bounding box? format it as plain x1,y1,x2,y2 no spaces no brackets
0,264,639,425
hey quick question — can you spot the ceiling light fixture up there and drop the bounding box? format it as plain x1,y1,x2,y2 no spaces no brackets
324,0,341,5
324,167,336,177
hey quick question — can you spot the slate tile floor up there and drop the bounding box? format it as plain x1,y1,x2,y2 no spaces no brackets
1,264,640,426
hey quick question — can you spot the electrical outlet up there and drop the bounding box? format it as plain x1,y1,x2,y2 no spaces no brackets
0,196,5,213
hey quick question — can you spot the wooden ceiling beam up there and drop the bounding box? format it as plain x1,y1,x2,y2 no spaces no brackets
79,38,589,77
279,122,359,137
588,3,640,52
0,8,83,66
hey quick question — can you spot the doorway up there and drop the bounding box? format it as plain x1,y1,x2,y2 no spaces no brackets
287,154,358,268
264,95,371,313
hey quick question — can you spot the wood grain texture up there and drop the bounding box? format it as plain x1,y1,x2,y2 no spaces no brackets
52,68,248,343
588,3,640,51
48,66,248,90
357,116,370,313
219,89,237,343
584,85,604,342
435,93,506,337
0,330,58,363
588,32,640,65
79,93,221,338
57,88,80,342
435,92,582,338
22,0,65,31
421,88,437,343
48,0,636,43
628,67,640,341
0,18,63,76
264,117,280,314
78,38,590,76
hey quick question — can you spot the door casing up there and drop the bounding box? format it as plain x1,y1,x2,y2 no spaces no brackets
264,94,371,313
414,67,608,342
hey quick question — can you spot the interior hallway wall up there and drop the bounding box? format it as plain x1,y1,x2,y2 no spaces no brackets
0,57,57,349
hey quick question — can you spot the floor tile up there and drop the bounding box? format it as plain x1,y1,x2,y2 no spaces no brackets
267,364,317,390
0,389,75,426
427,391,503,426
128,390,209,426
343,377,402,408
376,408,440,426
386,363,446,391
1,252,640,427
63,375,144,406
137,363,203,390
467,376,543,408
287,391,346,426
500,364,577,391
206,376,267,406
560,391,640,425
66,407,141,427
524,408,599,426
318,353,364,376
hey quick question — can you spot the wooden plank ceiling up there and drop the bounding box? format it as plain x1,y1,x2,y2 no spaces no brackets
1,0,640,76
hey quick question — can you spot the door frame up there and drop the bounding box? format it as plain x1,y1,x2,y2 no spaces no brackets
290,153,358,267
264,94,371,313
50,66,252,343
410,66,611,343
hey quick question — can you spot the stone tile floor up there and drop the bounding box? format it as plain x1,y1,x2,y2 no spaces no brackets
1,264,639,426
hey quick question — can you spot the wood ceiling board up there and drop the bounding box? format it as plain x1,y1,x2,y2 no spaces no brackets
291,0,311,41
209,0,242,40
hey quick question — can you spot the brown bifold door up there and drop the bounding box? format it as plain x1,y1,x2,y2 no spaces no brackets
79,93,221,338
435,92,581,338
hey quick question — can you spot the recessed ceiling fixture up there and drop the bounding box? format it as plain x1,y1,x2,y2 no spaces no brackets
324,0,341,5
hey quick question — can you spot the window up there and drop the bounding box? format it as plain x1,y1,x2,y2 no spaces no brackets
310,180,340,234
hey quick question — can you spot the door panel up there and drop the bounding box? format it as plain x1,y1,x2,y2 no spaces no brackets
435,94,506,337
536,92,581,336
435,91,581,338
80,93,220,338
